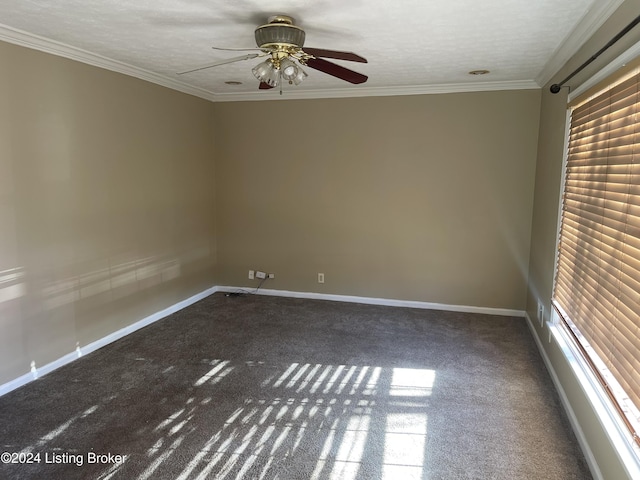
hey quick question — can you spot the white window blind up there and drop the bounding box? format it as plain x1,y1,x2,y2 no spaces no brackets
553,70,640,445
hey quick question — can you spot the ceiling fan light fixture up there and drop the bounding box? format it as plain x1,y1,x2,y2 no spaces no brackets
280,58,297,78
252,59,280,86
179,14,368,91
280,57,307,85
291,65,308,85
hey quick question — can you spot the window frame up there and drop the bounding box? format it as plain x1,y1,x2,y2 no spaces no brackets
547,94,640,477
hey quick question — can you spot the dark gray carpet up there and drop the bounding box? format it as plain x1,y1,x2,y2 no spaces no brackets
0,293,591,480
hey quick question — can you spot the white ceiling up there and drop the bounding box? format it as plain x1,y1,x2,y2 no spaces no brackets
0,0,625,102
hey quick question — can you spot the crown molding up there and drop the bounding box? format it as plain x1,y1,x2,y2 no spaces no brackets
210,80,540,102
536,0,625,87
0,23,218,102
0,22,538,104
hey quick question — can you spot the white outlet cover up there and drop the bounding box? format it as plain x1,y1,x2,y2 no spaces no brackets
537,301,544,326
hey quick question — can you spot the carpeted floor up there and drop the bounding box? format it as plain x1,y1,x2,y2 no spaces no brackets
0,292,592,480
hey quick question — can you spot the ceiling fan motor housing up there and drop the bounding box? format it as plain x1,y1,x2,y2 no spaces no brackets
255,15,305,49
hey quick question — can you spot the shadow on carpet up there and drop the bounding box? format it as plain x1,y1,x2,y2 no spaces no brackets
0,293,592,480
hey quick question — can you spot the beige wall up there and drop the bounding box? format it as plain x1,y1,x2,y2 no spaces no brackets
0,41,217,384
214,91,540,310
526,1,640,478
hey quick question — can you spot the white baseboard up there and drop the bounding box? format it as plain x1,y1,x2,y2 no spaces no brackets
78,286,217,359
1,285,524,397
524,312,604,480
0,286,218,397
0,371,39,398
217,286,525,317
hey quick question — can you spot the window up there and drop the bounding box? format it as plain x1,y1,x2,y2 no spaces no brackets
553,69,640,446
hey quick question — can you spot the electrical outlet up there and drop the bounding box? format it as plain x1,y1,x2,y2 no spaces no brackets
268,273,275,279
248,270,254,280
537,301,544,327
318,273,325,284
256,271,266,279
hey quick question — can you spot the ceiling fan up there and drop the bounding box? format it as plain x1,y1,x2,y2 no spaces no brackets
178,15,368,92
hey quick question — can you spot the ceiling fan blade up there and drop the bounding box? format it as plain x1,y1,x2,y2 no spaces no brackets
303,48,367,63
212,46,261,52
259,82,274,90
305,57,368,84
177,53,260,75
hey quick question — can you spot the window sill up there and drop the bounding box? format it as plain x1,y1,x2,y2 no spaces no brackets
547,309,640,479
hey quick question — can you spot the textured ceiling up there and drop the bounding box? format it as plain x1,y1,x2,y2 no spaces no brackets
0,0,624,101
